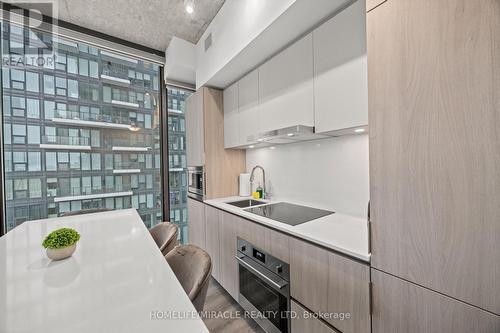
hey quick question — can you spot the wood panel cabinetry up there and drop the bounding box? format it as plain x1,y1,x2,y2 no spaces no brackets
186,87,246,198
258,33,314,133
291,301,340,333
368,0,500,314
366,0,386,12
236,217,289,262
371,269,500,333
199,204,371,332
187,198,205,249
205,205,221,280
289,237,371,333
313,0,368,134
218,211,240,299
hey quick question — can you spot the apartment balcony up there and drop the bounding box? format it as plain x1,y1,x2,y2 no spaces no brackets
113,162,141,174
111,139,153,152
40,135,91,150
53,186,133,203
51,109,133,130
100,72,131,87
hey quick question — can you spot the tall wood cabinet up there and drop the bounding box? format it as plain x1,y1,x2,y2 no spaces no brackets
368,0,500,322
185,87,246,199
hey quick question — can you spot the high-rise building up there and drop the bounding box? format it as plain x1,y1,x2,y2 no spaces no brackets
2,21,163,231
167,86,192,243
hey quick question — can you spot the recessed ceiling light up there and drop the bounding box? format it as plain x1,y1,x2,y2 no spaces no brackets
287,133,295,137
249,145,255,149
354,128,365,133
184,0,194,14
269,146,276,150
257,138,264,142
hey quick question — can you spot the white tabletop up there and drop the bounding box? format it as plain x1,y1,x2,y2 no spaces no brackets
0,209,209,333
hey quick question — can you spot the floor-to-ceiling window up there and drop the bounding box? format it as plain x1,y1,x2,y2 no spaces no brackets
167,85,192,243
1,20,164,232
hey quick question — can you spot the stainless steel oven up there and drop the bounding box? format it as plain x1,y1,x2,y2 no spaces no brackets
187,166,204,200
236,238,290,333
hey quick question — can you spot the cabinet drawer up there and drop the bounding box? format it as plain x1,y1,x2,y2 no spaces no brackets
291,301,340,333
290,238,370,333
235,216,289,262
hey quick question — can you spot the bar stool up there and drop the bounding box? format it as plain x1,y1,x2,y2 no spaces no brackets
165,244,212,311
149,222,179,256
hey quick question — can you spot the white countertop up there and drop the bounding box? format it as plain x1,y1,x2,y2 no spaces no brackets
0,209,209,333
204,197,370,262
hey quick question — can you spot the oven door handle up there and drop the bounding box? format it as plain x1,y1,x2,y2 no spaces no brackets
235,255,288,290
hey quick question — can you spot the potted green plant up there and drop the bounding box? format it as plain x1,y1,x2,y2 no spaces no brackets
42,228,80,260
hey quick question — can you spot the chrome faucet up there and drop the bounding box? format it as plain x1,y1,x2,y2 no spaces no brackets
249,165,266,199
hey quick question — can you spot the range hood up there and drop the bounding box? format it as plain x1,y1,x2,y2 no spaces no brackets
255,125,329,145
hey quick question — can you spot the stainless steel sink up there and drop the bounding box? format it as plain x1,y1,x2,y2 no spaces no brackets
225,199,266,208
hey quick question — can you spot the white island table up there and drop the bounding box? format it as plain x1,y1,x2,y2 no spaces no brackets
0,209,209,333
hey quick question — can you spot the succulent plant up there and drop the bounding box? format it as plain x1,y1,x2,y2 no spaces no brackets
42,228,80,249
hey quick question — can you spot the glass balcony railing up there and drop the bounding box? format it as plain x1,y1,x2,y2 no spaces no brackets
55,185,133,198
42,135,90,146
113,162,142,169
54,109,132,125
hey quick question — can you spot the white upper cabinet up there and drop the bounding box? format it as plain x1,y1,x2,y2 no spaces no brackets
223,82,239,148
258,33,314,133
186,90,204,166
313,0,368,134
238,69,260,145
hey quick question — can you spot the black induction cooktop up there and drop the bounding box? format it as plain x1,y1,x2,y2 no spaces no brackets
244,202,334,226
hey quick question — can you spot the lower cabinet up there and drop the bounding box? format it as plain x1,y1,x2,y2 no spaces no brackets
218,211,240,300
187,198,205,249
291,301,340,333
371,269,500,333
289,237,371,333
205,205,221,281
197,204,371,333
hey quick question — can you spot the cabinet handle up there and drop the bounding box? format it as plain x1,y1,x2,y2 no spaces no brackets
235,255,288,290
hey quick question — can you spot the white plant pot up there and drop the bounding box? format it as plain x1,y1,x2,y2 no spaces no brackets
46,243,77,261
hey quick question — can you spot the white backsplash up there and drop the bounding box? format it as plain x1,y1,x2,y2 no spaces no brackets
245,134,369,218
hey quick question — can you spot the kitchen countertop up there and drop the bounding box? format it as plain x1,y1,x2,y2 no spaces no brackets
0,209,209,333
204,197,370,262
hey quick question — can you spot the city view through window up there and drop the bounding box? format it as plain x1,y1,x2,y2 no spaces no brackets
2,21,163,231
167,86,192,243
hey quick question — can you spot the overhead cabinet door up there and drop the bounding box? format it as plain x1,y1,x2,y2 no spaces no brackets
258,33,314,133
223,82,239,148
185,90,204,166
313,0,368,134
238,69,260,145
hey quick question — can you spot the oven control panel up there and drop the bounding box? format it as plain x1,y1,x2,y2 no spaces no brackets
237,237,290,280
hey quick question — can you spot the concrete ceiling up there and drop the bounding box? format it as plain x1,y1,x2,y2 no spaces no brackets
53,0,224,52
